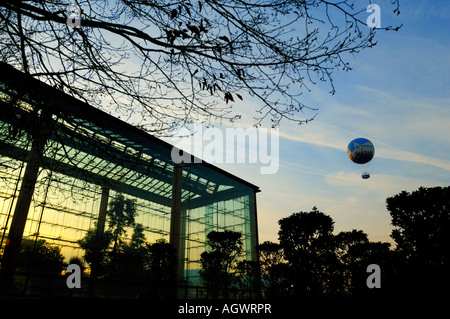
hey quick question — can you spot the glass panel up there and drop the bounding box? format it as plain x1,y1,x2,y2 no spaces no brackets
181,164,256,287
0,71,259,297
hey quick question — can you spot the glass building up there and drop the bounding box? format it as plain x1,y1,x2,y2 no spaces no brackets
0,62,259,297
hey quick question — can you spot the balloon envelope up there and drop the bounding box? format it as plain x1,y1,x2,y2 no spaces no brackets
347,138,374,164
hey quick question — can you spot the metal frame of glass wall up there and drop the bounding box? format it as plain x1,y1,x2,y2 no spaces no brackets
0,62,259,296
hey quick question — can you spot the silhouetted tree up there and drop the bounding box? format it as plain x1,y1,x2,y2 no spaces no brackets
107,194,137,253
333,230,369,296
257,241,290,299
235,259,260,298
145,239,177,299
346,241,393,299
278,207,336,298
386,186,450,298
68,256,86,275
265,190,446,301
200,230,243,298
78,223,113,278
109,223,147,281
17,238,65,275
125,223,147,255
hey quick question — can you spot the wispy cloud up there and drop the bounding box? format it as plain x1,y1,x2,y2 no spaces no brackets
280,124,450,172
375,146,450,171
325,170,445,194
278,84,450,172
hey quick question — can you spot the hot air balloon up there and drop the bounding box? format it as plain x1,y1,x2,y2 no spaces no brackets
347,138,374,179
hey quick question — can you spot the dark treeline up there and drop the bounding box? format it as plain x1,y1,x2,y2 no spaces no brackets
7,186,449,300
201,186,450,301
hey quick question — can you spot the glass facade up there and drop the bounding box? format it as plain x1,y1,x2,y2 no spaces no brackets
0,62,259,297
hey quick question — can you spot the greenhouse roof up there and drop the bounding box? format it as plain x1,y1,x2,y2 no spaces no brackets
0,62,259,208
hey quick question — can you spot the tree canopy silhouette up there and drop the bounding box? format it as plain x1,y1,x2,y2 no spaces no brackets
200,230,243,298
257,241,290,299
77,222,113,278
0,0,400,132
145,239,177,299
278,207,336,297
107,193,137,253
386,186,450,297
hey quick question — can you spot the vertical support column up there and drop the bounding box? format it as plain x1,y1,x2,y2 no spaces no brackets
96,187,110,236
170,164,184,282
179,208,186,279
0,113,50,291
248,191,259,263
249,190,260,298
1,140,43,273
204,203,214,257
205,204,214,239
244,195,252,260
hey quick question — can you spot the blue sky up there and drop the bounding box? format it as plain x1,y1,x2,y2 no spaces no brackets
173,0,450,245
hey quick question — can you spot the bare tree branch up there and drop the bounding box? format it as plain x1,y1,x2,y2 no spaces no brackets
0,0,401,133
